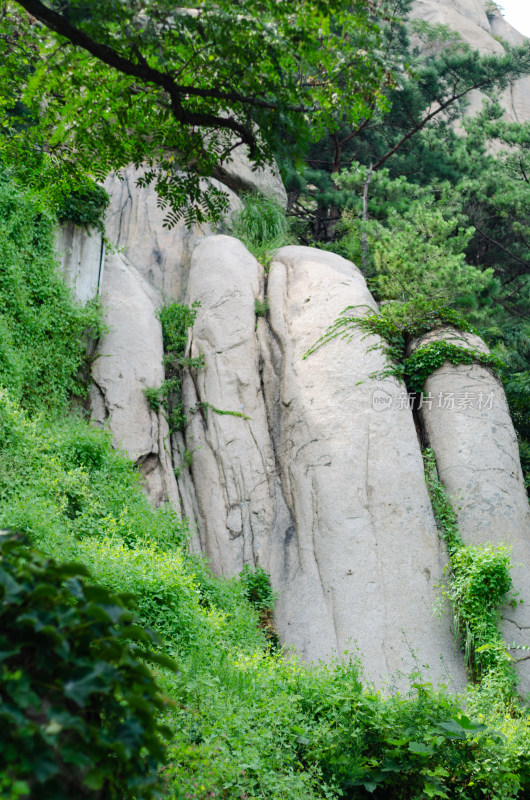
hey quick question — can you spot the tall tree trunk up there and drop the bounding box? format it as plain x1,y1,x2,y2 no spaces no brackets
361,164,373,270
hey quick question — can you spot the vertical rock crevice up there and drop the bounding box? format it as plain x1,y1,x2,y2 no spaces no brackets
175,235,286,576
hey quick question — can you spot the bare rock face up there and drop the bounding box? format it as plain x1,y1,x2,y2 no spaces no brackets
176,235,289,573
90,252,180,507
212,144,288,208
411,0,530,123
257,246,465,687
55,222,104,304
171,235,466,687
412,328,530,693
103,167,242,302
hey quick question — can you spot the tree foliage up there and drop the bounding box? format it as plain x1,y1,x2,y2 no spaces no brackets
0,533,174,800
1,0,404,224
288,16,530,239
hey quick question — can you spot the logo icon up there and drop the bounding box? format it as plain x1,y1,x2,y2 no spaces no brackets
372,389,393,411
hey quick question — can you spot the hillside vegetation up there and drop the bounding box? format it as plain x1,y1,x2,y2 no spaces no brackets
0,0,530,797
0,148,529,800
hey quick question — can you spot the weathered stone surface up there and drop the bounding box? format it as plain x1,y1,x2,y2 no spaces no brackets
55,222,104,304
177,235,290,573
212,143,288,208
411,0,530,123
258,246,466,688
90,252,180,507
104,167,241,302
413,327,530,694
411,0,503,54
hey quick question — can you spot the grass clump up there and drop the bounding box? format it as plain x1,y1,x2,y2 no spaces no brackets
230,193,295,266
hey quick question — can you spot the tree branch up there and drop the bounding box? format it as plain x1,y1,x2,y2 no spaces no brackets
12,0,303,154
473,222,530,271
372,76,510,171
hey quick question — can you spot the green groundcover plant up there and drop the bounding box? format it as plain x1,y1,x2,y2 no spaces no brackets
1,101,530,800
0,534,174,800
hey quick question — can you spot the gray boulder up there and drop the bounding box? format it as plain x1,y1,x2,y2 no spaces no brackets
103,167,241,302
177,235,288,573
212,143,288,208
412,327,530,694
55,222,104,305
90,252,180,508
258,246,465,687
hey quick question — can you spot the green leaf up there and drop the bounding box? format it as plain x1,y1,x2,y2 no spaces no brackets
33,757,60,783
0,566,22,600
83,768,105,790
408,742,433,755
64,664,114,706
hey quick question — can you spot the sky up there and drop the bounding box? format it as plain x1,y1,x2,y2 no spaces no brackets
497,0,530,37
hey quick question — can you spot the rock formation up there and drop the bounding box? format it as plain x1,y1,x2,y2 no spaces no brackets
259,247,466,685
88,253,181,508
412,327,530,691
411,0,530,123
60,216,530,691
56,222,104,304
56,0,529,691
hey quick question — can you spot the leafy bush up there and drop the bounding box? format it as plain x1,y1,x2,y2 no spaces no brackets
0,534,173,800
0,142,109,231
238,564,276,613
56,182,109,231
0,391,190,554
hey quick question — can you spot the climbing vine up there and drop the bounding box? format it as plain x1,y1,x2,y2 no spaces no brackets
424,449,517,698
144,302,204,433
304,300,504,395
405,341,504,394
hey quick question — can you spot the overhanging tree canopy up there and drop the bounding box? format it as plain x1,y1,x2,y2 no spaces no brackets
0,0,405,223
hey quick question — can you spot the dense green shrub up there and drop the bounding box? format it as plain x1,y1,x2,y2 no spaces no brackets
0,534,173,800
239,564,276,613
0,170,102,415
0,390,190,554
0,143,109,231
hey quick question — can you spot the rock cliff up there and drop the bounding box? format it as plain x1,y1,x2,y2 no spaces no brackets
57,0,530,691
61,178,529,692
411,0,530,122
